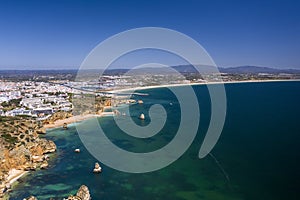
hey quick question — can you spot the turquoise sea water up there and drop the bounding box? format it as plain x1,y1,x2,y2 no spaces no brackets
9,82,300,200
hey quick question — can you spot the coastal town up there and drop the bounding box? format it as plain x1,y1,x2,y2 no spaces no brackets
0,81,73,119
1,66,299,119
0,67,299,199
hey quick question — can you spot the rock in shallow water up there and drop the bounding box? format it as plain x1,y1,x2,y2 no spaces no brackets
93,162,102,173
24,185,91,200
23,196,38,200
40,161,49,169
67,185,91,200
76,185,91,200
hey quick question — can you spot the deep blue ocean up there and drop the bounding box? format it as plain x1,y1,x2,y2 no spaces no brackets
9,82,300,200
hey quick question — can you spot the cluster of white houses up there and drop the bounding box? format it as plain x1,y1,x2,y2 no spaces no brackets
1,97,73,120
0,75,160,119
0,81,74,119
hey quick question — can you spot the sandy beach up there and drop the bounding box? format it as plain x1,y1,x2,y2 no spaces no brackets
7,169,28,186
2,115,101,197
1,168,29,193
43,114,103,129
110,79,300,93
43,79,300,130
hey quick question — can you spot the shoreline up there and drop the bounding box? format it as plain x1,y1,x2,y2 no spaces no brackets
6,78,300,198
44,79,300,129
43,114,102,129
110,79,300,93
7,169,28,186
1,169,29,199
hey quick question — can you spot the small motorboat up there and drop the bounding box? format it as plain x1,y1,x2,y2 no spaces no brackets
74,148,80,153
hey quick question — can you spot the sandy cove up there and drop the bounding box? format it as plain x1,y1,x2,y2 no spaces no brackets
44,114,103,129
7,169,28,186
1,169,28,198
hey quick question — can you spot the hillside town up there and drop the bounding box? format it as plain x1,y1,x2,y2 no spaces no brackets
1,67,300,119
0,81,74,119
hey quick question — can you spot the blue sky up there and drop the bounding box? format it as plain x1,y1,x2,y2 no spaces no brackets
0,0,299,69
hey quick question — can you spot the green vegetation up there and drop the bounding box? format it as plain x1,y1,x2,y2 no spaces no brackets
1,133,18,144
0,116,21,122
1,98,22,111
44,91,66,96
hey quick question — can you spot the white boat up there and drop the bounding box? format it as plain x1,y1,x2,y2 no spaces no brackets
74,148,80,153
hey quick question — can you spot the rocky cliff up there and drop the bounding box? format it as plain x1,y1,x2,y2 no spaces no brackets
43,111,73,125
67,185,91,200
0,116,56,198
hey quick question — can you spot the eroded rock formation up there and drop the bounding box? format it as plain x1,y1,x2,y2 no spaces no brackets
0,116,56,198
67,185,91,200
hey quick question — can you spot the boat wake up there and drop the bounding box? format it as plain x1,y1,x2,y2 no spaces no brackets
208,153,232,189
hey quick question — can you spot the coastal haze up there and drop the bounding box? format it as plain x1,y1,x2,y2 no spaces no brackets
1,0,300,200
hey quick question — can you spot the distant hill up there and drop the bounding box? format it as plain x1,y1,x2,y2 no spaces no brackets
0,66,299,80
219,66,300,74
0,69,78,81
170,65,300,74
